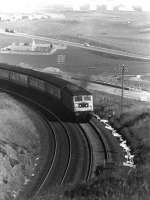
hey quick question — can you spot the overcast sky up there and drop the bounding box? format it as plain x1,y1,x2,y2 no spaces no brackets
0,0,150,12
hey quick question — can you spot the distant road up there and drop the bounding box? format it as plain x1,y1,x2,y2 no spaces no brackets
1,29,150,61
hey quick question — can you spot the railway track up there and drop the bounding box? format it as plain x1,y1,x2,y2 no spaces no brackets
27,121,57,198
76,124,93,181
79,119,112,178
61,123,93,184
0,85,94,199
0,87,72,198
0,80,115,199
89,120,112,162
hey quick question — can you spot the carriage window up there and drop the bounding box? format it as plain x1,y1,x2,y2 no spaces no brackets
74,96,82,102
84,96,91,101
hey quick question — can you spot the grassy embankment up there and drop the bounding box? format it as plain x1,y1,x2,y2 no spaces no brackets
93,88,150,175
0,92,50,200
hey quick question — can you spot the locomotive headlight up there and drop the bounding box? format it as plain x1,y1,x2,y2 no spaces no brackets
74,103,78,108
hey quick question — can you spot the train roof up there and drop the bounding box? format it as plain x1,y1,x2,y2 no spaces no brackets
0,63,91,96
63,83,90,95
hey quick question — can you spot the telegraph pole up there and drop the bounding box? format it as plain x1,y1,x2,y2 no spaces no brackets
120,64,128,115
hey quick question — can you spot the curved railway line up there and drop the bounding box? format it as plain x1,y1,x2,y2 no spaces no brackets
64,123,93,184
0,79,117,199
0,86,72,199
89,120,112,162
0,85,96,199
0,88,71,193
79,121,112,178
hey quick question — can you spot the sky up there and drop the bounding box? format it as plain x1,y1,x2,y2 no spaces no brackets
0,0,150,12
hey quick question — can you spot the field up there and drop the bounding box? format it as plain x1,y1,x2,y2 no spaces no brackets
0,11,150,78
1,11,150,56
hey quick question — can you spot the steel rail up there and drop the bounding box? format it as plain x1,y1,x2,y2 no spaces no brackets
78,119,112,180
89,120,112,162
31,122,57,198
59,123,72,185
77,124,93,181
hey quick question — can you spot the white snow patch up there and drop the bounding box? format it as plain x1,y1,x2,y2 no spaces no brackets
101,119,108,124
94,114,135,168
105,125,113,130
92,113,101,121
24,177,30,185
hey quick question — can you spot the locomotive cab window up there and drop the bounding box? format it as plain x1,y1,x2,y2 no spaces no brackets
84,96,91,101
74,96,82,102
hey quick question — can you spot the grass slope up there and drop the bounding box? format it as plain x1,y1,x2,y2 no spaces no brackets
0,92,49,199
